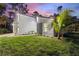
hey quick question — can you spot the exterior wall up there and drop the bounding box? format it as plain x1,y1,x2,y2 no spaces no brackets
37,16,55,37
13,13,37,35
36,16,43,35
13,13,55,37
37,23,43,35
42,19,54,37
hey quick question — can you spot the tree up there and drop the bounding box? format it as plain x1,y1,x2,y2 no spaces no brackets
9,3,29,14
10,3,18,10
17,3,29,14
57,6,63,13
0,4,6,15
52,9,73,39
0,15,8,28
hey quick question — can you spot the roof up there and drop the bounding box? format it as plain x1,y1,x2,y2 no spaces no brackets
16,12,54,19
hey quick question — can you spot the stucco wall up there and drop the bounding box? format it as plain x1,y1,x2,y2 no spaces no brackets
13,13,55,37
42,21,54,37
14,13,37,35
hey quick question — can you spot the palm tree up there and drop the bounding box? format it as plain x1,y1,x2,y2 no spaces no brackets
52,9,73,39
57,6,63,13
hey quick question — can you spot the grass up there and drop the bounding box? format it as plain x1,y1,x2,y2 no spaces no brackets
0,35,79,56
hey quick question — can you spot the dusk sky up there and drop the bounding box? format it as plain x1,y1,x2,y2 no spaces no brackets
27,3,79,17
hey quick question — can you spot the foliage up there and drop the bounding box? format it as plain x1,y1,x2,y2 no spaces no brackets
57,6,63,13
10,3,29,14
0,4,5,9
52,9,73,38
64,37,79,56
0,4,6,15
0,15,8,28
0,28,9,34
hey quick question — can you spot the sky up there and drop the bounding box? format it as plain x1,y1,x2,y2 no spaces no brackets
27,3,79,17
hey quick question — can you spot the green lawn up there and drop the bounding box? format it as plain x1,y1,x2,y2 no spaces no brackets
0,35,79,56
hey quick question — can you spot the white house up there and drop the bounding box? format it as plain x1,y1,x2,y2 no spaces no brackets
13,13,55,37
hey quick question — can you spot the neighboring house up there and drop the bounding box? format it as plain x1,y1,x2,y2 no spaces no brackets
12,13,55,37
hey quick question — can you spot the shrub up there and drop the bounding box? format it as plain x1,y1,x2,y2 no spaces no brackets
0,28,9,34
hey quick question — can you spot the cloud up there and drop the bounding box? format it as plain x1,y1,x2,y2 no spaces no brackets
27,3,47,9
27,3,79,16
27,3,48,14
27,3,56,16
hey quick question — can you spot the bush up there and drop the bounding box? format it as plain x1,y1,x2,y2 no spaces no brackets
0,28,9,34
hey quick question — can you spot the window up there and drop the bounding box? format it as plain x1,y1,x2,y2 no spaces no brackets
43,23,49,32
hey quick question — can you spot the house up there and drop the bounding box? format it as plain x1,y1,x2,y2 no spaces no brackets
12,12,55,37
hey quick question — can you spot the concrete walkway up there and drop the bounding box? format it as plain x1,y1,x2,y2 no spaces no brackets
0,33,15,37
0,33,37,37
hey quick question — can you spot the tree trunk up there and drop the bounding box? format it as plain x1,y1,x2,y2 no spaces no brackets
5,24,6,28
57,32,61,39
61,32,64,40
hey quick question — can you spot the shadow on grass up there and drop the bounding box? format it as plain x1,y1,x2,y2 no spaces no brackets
63,32,79,44
63,32,79,56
